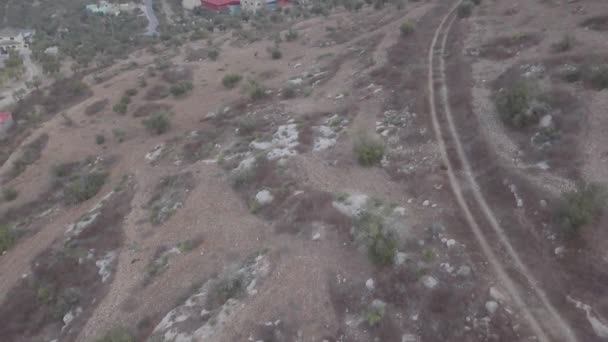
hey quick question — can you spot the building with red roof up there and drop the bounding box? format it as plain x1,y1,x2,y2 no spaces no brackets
201,0,240,10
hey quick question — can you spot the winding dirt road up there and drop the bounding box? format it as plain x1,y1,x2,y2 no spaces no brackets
427,2,578,341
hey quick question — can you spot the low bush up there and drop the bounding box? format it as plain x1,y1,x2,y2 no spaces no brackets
400,21,415,36
0,225,16,253
355,212,397,265
552,35,575,53
457,1,474,18
354,134,385,166
125,88,138,97
95,327,134,342
589,65,608,90
169,81,193,97
113,102,128,114
268,46,282,60
556,183,606,234
65,172,108,204
245,80,267,101
222,74,243,89
208,48,219,61
143,112,171,135
96,134,106,145
285,28,299,41
494,81,546,129
471,0,482,5
3,187,18,201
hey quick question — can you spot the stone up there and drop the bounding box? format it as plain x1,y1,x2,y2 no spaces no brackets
395,252,407,265
312,232,321,241
366,278,375,290
554,246,565,256
485,301,499,315
421,276,438,289
422,200,430,207
255,190,274,206
489,287,507,302
287,78,303,86
457,265,472,277
539,114,553,128
445,239,456,247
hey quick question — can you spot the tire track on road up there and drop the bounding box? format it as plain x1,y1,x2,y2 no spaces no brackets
427,2,578,341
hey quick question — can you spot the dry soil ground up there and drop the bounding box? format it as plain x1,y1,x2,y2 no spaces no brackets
1,0,608,341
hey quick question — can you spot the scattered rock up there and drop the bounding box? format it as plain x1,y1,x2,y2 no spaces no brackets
485,301,499,315
457,265,472,277
445,239,456,248
422,200,430,207
95,251,117,283
366,278,375,291
287,78,303,86
145,144,165,163
332,193,369,217
395,252,407,265
312,232,321,241
421,275,438,289
255,190,274,206
490,287,507,302
539,114,554,129
554,246,565,257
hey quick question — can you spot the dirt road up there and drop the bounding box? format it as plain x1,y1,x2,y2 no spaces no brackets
427,1,578,341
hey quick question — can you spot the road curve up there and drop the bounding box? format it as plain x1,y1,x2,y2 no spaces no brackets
427,1,578,341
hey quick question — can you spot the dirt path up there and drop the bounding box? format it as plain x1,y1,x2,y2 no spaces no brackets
427,2,577,341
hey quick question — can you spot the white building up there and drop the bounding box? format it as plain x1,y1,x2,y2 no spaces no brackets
0,28,33,54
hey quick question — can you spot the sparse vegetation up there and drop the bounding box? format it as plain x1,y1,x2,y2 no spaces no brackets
8,133,49,180
113,102,128,115
143,112,171,135
85,99,109,116
354,212,397,265
556,183,606,234
208,48,220,61
365,300,386,327
222,74,243,89
169,81,194,97
3,188,19,202
494,81,547,129
589,65,608,90
354,134,385,166
0,225,17,253
206,275,245,310
268,45,283,60
112,129,127,143
64,172,108,205
96,134,106,145
400,21,415,36
285,28,299,41
457,1,474,18
552,35,575,53
95,327,134,342
245,80,267,101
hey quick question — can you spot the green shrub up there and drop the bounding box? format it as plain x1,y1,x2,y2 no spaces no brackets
112,128,127,142
113,102,127,114
125,88,138,97
143,112,171,135
222,74,243,89
282,86,297,99
354,135,385,166
96,134,105,145
355,212,397,265
0,225,16,253
494,81,545,129
365,300,386,326
457,1,474,18
65,172,108,204
400,21,415,36
589,65,608,90
556,183,606,234
3,187,18,201
120,95,131,105
245,80,267,100
285,28,299,41
208,48,219,61
471,0,482,5
269,46,282,60
95,327,134,342
552,35,575,53
169,82,193,97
